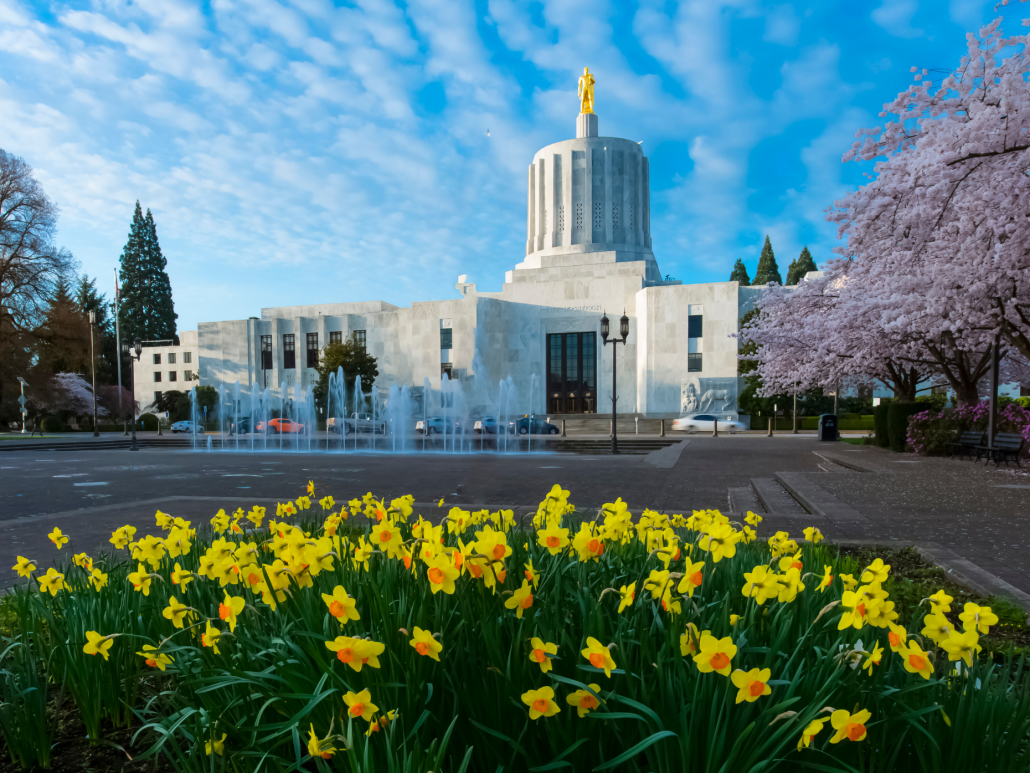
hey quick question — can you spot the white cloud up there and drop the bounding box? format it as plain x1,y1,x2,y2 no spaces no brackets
948,0,987,29
871,0,923,39
763,4,799,46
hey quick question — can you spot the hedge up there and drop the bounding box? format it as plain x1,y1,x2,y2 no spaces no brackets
887,402,924,452
873,404,890,447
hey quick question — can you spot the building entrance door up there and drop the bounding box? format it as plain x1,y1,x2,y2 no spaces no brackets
547,332,596,413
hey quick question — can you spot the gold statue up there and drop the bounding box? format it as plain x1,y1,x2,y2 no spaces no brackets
578,67,595,114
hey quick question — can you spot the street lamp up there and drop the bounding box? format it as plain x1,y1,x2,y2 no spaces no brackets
600,310,630,454
125,337,143,451
88,311,99,437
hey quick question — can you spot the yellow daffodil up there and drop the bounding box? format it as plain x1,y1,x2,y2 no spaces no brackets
504,580,534,619
566,684,602,717
742,565,782,605
959,602,998,635
219,592,245,632
803,526,824,543
872,625,897,658
927,589,953,614
83,631,115,660
677,560,705,597
537,523,570,555
162,596,193,629
838,591,871,630
425,554,459,595
815,565,834,593
88,568,108,591
13,556,36,578
921,613,952,645
319,495,335,511
37,568,64,596
830,708,871,743
730,614,741,626
840,573,858,592
72,552,92,570
127,563,154,596
325,637,385,672
524,559,540,589
138,645,173,671
344,689,378,721
581,637,617,677
170,562,194,589
307,480,315,495
900,641,934,679
863,641,884,675
777,551,803,573
617,582,636,613
307,724,336,759
109,525,136,550
679,623,707,656
798,718,825,750
438,498,445,507
521,686,560,719
698,522,740,563
861,558,890,585
322,585,360,624
693,634,736,676
940,629,982,668
777,568,805,603
744,511,762,527
730,667,772,704
410,627,442,661
643,569,672,600
205,733,226,756
529,637,558,673
201,621,223,654
48,527,69,550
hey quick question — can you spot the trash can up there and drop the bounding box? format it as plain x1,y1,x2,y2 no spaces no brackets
817,414,838,441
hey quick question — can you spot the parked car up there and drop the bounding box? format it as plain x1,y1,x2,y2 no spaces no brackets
473,416,501,434
671,414,745,433
508,416,559,435
328,413,387,434
229,417,251,435
415,417,460,435
256,418,305,434
170,420,203,434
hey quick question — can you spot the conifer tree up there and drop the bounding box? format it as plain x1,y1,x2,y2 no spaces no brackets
118,202,178,346
752,235,783,286
786,246,817,285
729,258,751,285
36,276,90,375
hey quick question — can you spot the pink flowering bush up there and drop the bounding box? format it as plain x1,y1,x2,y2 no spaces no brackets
908,402,1030,456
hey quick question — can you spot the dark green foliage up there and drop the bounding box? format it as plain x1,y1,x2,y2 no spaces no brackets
138,412,159,431
873,403,891,447
728,258,750,285
150,389,191,421
34,277,90,375
118,202,178,346
888,401,924,452
73,274,117,385
785,246,817,285
752,235,782,286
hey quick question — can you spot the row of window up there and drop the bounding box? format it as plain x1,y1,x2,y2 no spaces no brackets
153,371,195,383
152,352,192,365
259,331,368,370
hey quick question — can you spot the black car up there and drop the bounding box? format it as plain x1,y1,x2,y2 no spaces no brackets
508,417,559,435
229,416,251,435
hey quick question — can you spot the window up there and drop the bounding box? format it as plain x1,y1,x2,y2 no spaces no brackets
687,315,703,338
440,328,453,350
1022,386,1030,397
154,372,162,382
184,370,193,381
169,371,177,382
307,333,319,368
260,335,272,370
546,332,597,413
688,353,702,372
153,353,161,365
441,363,453,379
168,352,176,365
283,334,296,369
353,330,366,351
154,391,162,403
184,351,192,364
330,331,342,345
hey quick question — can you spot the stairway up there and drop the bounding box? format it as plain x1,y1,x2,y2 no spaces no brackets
548,414,671,436
555,437,680,455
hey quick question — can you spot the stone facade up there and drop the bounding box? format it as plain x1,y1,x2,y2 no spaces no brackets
133,331,199,410
192,114,764,421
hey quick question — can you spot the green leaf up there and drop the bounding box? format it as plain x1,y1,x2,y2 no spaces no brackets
592,730,678,771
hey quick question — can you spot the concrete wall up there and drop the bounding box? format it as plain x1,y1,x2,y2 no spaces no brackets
132,332,200,410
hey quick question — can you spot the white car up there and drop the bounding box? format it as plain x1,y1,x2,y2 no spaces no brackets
170,420,203,434
671,414,745,433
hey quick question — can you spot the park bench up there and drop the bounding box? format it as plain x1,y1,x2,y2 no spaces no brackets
974,432,1026,467
946,430,985,461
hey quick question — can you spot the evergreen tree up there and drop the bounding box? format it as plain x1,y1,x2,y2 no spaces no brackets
74,274,116,384
785,246,817,285
752,235,783,286
35,277,91,375
118,202,178,347
729,258,751,285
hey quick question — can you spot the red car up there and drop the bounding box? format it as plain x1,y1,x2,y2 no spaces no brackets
256,418,305,434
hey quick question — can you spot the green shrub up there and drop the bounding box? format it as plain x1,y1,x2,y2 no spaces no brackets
888,402,925,452
873,404,890,447
138,413,159,431
40,416,63,433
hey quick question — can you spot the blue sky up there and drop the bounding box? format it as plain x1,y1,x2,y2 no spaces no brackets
0,0,1022,332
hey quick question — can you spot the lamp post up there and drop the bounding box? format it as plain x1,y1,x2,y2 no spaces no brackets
601,311,629,455
126,337,142,451
89,311,99,437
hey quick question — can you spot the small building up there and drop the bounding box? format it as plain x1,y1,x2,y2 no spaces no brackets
132,331,199,411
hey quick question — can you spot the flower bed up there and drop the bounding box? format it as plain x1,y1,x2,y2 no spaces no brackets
908,401,1030,456
3,484,1029,772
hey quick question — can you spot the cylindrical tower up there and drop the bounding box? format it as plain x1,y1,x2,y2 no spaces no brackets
523,112,654,270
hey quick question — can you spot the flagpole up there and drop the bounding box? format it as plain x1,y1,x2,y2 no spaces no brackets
114,267,125,435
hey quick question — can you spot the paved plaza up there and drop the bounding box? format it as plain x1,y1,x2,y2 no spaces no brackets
1,436,1027,596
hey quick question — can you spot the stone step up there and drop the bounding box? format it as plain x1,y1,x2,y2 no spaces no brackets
556,438,680,455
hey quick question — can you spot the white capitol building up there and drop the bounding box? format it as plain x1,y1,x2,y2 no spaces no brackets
142,83,771,423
